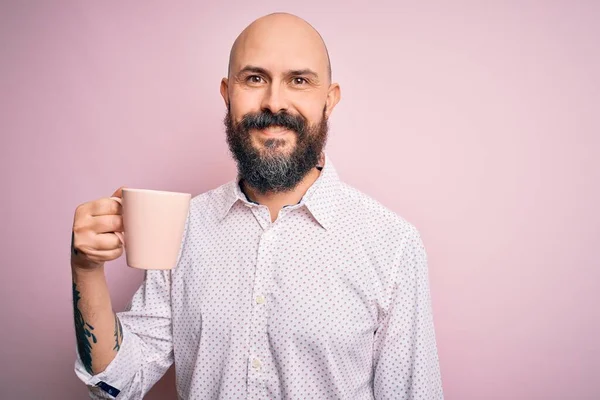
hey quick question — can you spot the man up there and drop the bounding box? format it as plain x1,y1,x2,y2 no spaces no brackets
71,12,443,399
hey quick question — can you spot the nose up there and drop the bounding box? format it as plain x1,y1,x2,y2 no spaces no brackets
260,83,288,114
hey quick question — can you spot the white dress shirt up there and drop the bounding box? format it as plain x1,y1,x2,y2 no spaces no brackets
75,153,443,399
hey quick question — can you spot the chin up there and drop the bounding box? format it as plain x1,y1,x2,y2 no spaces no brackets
253,136,295,152
261,144,294,156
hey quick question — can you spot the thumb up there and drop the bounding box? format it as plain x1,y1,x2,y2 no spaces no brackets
111,186,127,199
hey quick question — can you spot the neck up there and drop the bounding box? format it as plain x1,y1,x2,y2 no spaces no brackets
242,166,322,222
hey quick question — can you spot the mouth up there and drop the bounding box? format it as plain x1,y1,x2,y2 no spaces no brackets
254,125,293,137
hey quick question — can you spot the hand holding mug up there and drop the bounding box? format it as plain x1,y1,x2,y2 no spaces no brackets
71,187,126,270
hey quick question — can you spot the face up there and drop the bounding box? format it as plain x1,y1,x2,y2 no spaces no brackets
221,17,340,193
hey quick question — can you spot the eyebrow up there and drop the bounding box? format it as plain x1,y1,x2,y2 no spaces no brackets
237,65,320,80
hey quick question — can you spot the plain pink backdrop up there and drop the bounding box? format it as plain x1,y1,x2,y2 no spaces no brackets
1,1,598,399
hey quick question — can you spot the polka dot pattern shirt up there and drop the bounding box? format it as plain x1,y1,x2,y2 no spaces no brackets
75,153,443,399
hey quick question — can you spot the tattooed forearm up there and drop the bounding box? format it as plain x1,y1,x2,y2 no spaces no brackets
73,282,96,374
113,314,123,352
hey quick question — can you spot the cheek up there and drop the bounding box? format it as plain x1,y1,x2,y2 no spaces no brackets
296,106,325,127
230,89,262,118
292,94,327,125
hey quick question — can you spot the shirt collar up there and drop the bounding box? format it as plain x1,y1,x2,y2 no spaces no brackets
219,152,341,230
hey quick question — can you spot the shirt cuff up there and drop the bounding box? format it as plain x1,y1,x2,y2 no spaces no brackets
74,324,140,398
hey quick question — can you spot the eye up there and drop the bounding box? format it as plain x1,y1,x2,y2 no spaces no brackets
292,77,308,85
246,75,264,84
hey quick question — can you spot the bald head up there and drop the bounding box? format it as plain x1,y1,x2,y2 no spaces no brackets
228,13,331,83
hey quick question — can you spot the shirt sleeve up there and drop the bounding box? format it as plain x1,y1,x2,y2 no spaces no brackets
74,269,174,399
372,227,444,399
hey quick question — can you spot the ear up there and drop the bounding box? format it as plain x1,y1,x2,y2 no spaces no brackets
220,78,230,107
325,83,341,118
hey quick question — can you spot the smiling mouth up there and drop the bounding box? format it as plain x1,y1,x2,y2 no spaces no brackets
255,126,292,137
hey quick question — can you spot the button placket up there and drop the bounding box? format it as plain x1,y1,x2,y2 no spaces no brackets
247,226,275,389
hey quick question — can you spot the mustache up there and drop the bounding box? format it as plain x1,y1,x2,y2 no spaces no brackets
240,110,306,135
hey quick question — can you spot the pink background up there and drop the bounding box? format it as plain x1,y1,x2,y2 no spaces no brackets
1,1,598,399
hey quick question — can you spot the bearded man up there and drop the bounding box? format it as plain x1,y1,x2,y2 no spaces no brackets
71,12,443,399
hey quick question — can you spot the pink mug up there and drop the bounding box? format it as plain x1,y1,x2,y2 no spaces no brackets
111,188,191,270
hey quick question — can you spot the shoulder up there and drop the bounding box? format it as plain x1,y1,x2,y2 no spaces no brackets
335,181,423,247
187,180,237,221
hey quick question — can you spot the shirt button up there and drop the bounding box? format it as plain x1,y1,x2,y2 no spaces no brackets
252,358,262,370
255,295,265,304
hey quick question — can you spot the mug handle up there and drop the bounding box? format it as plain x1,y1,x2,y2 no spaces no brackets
110,196,125,246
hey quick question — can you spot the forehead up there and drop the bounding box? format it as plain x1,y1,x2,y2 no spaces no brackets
232,24,328,78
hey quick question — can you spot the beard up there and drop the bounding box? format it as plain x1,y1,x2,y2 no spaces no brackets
224,105,329,194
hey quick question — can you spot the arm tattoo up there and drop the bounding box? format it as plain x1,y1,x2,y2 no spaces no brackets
73,282,96,374
113,314,123,352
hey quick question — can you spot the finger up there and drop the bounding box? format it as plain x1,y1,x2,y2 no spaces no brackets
82,246,124,264
111,186,127,199
92,214,123,233
93,233,123,251
73,230,122,252
89,197,122,217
